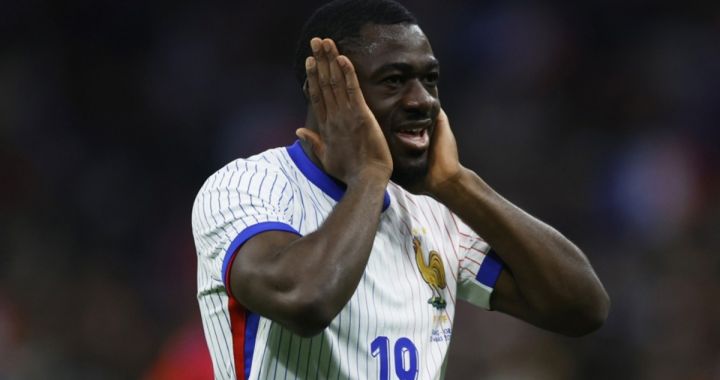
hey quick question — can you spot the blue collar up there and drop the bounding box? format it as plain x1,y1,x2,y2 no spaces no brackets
286,140,391,212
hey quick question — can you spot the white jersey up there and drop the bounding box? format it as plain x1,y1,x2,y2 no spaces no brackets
192,141,504,380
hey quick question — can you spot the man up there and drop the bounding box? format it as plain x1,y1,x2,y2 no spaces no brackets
192,0,610,379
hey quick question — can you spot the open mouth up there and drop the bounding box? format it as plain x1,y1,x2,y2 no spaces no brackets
395,127,430,151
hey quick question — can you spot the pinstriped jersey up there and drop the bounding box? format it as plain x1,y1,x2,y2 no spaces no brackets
191,141,504,380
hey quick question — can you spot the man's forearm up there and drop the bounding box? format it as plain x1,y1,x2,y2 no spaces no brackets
435,167,609,332
271,174,388,332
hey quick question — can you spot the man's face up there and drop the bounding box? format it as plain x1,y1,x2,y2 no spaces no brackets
346,23,441,187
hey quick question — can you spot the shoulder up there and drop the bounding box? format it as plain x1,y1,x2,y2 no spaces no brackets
196,146,295,194
191,146,299,216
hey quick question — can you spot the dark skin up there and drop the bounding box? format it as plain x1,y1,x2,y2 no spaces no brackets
230,23,610,338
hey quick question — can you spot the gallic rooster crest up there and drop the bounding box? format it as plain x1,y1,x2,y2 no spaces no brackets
413,236,447,310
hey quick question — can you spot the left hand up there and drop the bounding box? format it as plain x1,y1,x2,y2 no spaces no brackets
409,109,464,197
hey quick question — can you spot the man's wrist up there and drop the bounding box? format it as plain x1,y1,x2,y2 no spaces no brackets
346,166,391,191
432,167,493,208
430,166,468,198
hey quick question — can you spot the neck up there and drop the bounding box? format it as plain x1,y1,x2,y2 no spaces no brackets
299,139,324,170
300,111,326,174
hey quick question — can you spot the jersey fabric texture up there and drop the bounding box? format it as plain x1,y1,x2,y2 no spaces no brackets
192,140,504,380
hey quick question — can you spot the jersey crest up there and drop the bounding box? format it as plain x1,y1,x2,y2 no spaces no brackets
413,235,447,309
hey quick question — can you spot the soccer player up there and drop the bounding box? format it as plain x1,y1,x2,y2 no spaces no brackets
192,0,610,379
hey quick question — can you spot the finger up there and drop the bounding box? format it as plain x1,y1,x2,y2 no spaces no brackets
431,108,457,153
295,127,324,158
324,39,349,107
311,37,337,113
432,108,452,140
337,55,366,106
436,108,449,128
305,56,326,122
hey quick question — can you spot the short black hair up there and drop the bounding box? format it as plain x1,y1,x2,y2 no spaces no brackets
294,0,418,89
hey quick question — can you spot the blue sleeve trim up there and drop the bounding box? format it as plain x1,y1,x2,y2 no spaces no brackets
475,249,504,288
222,221,301,288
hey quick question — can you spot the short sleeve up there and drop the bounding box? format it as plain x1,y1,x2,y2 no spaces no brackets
191,159,300,292
455,216,505,310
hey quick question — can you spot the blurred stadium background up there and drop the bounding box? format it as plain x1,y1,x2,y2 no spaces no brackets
1,0,719,379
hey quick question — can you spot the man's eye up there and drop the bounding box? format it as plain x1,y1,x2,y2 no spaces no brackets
424,73,439,86
382,76,403,86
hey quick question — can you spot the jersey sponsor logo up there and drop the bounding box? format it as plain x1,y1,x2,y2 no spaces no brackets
412,234,447,310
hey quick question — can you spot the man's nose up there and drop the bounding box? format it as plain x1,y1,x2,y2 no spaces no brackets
402,79,437,115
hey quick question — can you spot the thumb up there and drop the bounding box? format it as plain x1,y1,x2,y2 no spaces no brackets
433,108,455,146
435,109,450,132
295,128,325,158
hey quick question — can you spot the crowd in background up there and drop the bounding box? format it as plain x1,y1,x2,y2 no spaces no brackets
1,1,718,379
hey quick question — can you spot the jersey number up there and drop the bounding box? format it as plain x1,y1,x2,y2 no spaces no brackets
370,336,418,380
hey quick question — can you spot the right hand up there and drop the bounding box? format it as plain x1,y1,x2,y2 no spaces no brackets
296,38,393,187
